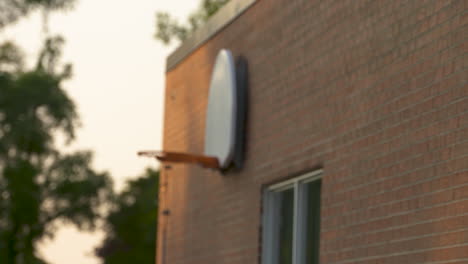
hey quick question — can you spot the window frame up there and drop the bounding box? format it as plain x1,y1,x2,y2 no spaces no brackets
262,170,322,264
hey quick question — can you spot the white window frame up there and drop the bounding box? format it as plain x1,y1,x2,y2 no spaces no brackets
262,170,322,264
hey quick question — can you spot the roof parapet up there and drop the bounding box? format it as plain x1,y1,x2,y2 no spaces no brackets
166,0,257,71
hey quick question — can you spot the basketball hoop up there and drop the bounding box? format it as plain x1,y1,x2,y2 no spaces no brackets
139,49,247,172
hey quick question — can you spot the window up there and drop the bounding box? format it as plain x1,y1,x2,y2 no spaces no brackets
262,170,322,264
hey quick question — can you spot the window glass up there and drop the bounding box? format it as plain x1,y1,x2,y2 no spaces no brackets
305,180,321,264
278,188,294,264
263,171,322,264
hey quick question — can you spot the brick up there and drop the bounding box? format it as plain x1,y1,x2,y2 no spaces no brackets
158,0,468,263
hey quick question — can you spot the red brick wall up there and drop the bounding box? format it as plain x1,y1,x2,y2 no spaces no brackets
158,0,467,263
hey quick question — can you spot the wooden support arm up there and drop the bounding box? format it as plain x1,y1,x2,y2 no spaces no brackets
138,151,219,169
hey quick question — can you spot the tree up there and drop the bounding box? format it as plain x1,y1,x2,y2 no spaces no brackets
155,0,230,45
0,36,113,264
95,168,159,264
0,0,76,29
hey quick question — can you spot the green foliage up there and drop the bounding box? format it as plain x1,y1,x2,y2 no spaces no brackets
95,168,159,264
155,0,230,45
0,38,112,264
0,0,76,29
0,42,24,72
154,13,189,45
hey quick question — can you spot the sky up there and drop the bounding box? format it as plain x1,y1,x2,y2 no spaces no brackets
1,0,199,263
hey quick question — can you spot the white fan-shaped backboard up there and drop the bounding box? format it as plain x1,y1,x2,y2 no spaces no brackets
204,50,237,169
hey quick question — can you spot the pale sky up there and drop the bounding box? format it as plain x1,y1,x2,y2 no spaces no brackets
1,0,198,263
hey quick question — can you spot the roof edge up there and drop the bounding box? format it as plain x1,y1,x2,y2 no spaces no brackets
166,0,257,72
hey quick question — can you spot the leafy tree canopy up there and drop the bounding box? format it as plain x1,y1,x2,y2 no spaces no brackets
0,0,76,29
0,37,112,264
155,0,230,45
95,168,159,264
